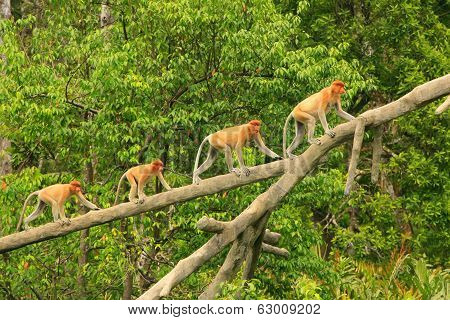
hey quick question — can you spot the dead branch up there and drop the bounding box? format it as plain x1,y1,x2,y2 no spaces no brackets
263,229,281,245
261,243,289,258
344,117,366,195
435,95,449,114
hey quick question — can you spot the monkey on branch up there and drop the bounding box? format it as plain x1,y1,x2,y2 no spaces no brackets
114,159,172,205
193,120,282,184
17,180,100,231
283,80,355,159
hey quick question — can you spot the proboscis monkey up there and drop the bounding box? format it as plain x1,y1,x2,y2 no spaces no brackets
17,180,100,231
283,80,355,158
192,120,281,184
114,159,171,205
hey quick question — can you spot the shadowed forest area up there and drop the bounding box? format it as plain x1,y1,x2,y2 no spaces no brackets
0,0,449,300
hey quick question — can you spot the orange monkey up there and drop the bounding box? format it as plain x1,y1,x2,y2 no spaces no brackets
192,120,281,184
282,80,355,158
17,180,100,231
114,159,171,205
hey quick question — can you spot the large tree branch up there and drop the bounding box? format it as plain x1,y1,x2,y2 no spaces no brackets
0,74,448,255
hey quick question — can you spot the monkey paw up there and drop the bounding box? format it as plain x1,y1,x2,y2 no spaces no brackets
308,138,322,145
138,197,146,204
242,167,250,176
58,218,71,226
230,168,241,177
325,129,336,138
193,176,202,185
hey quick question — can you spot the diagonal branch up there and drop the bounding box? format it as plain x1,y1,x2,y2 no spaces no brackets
435,95,449,114
344,117,366,195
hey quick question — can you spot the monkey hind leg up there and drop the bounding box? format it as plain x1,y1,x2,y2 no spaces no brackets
126,173,139,203
23,200,46,229
193,146,218,184
286,122,306,158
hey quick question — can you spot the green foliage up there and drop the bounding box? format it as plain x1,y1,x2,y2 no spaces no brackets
0,0,448,300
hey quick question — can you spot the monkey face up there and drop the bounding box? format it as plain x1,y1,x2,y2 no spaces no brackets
249,123,260,134
249,120,261,134
332,80,346,94
70,180,83,193
152,160,164,172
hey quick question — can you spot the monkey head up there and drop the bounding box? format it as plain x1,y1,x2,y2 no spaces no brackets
69,180,83,193
331,80,346,94
152,159,164,172
248,120,261,134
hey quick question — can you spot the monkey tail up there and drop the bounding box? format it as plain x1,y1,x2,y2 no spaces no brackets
113,172,127,206
17,191,39,231
193,135,211,177
282,112,293,158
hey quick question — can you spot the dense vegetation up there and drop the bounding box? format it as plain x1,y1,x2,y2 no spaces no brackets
0,0,448,299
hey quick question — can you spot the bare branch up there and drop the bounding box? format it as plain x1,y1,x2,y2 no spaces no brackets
435,96,449,115
263,229,281,245
261,243,289,258
196,216,228,233
344,117,366,195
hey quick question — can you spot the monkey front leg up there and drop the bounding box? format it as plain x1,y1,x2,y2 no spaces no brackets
336,102,355,121
318,110,336,138
157,172,172,191
225,147,241,177
254,134,282,160
76,192,100,210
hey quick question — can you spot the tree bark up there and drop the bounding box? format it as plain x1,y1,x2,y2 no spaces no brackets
261,243,289,258
344,117,366,195
435,96,449,114
100,3,113,28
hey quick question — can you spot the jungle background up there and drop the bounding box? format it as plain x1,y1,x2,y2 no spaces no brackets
0,0,448,299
